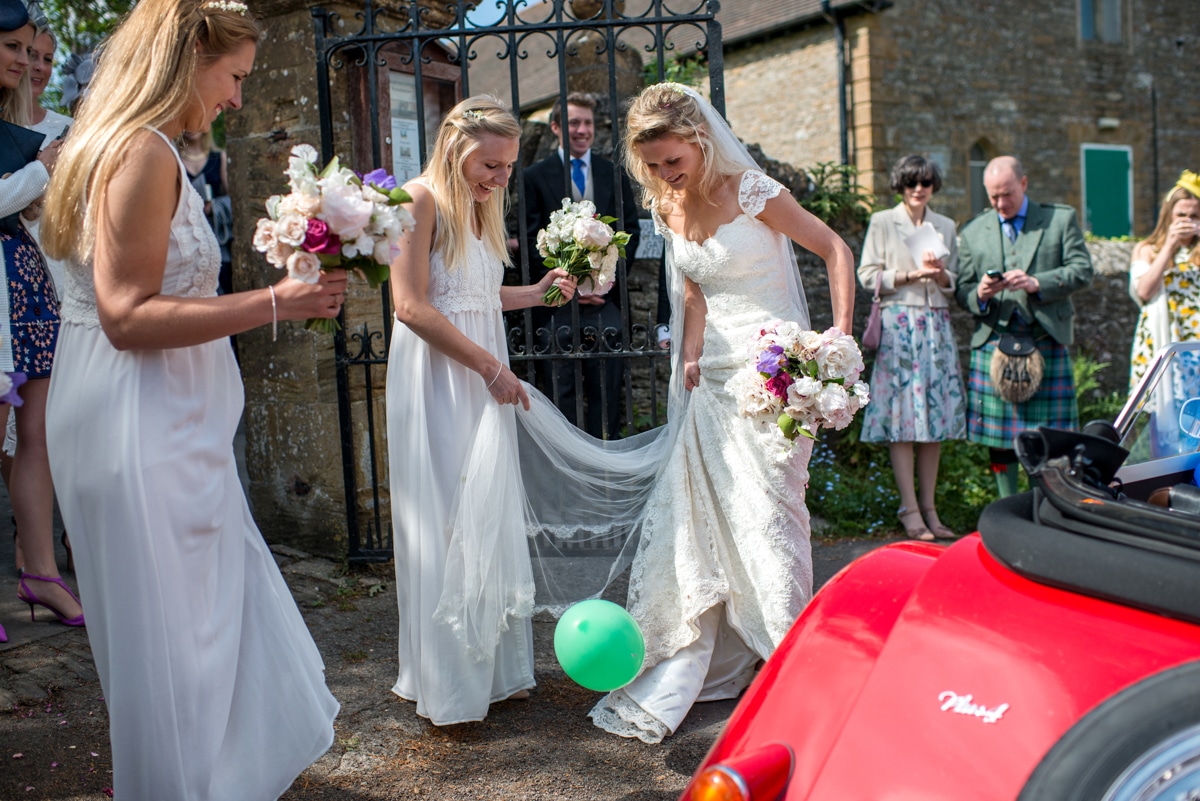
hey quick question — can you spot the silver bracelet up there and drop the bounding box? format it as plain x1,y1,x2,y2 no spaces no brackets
268,284,277,342
486,364,503,389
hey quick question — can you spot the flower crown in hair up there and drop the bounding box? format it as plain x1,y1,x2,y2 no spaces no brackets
658,82,691,109
204,0,248,14
463,109,486,121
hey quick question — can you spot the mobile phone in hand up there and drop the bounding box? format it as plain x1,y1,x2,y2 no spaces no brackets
55,124,70,141
985,270,1004,280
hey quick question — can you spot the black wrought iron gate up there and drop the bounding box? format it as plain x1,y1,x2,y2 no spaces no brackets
310,0,725,561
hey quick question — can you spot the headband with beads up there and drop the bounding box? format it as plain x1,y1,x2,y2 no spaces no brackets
203,0,248,15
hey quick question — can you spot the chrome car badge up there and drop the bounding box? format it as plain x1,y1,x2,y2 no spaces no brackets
938,690,1009,724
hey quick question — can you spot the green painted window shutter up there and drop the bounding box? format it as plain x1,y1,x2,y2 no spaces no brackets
1083,146,1132,238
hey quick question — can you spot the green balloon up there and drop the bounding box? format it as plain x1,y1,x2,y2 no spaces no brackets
554,600,646,692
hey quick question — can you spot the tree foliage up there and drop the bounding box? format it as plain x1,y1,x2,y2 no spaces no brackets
39,0,134,57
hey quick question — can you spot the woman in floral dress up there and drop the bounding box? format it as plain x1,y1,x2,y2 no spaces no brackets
1129,171,1200,390
858,155,966,541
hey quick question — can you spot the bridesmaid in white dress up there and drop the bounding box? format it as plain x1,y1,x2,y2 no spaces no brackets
41,1,342,797
588,83,856,743
387,96,578,725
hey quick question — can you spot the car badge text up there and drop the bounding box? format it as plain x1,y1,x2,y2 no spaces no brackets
938,691,1009,724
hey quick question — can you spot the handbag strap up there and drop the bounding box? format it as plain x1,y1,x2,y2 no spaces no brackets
871,275,882,303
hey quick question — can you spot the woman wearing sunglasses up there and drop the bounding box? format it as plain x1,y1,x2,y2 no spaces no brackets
857,154,966,541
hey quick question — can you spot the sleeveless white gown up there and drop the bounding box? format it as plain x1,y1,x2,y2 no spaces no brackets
387,227,537,725
589,170,815,743
45,130,339,800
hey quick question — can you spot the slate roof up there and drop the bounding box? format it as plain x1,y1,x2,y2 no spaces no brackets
465,0,882,111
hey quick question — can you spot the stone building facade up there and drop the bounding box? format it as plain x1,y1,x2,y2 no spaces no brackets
718,0,1198,234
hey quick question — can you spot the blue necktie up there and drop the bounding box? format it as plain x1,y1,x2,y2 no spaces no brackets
1002,216,1021,243
571,158,586,197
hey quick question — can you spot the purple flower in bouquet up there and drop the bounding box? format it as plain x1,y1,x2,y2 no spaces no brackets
764,372,794,399
0,371,26,407
303,219,341,255
756,345,787,376
362,168,397,192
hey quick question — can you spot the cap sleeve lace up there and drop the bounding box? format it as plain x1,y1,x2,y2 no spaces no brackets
737,170,785,218
649,200,673,238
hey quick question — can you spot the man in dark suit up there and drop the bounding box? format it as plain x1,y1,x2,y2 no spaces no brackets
955,156,1094,497
523,92,641,438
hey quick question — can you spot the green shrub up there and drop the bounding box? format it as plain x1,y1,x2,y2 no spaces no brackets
798,162,879,231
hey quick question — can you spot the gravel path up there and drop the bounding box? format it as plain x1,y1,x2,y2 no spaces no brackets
0,532,903,800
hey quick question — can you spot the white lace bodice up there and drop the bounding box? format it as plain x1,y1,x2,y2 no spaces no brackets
654,170,808,375
427,234,503,316
60,130,220,328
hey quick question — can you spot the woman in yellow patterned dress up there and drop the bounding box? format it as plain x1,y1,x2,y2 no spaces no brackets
1129,171,1200,390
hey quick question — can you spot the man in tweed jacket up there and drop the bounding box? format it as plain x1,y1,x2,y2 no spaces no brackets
954,156,1094,496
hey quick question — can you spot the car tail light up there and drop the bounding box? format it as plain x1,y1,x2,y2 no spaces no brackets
688,743,793,801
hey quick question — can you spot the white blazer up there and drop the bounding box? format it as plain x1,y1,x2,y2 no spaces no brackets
857,203,958,309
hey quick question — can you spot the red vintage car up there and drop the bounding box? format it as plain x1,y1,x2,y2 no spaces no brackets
682,342,1200,801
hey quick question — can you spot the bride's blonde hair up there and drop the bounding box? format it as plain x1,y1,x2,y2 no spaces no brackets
41,0,261,262
623,83,745,210
420,95,520,271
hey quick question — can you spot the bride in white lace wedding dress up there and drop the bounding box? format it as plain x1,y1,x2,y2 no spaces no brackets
587,83,856,743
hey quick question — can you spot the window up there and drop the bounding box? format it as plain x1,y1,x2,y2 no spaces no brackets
1081,0,1121,43
969,141,991,216
1081,144,1133,238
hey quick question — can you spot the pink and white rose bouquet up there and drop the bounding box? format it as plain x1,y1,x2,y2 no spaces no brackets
536,198,631,306
731,322,870,443
253,144,415,332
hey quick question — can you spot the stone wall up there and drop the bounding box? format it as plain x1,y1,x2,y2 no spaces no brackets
846,0,1200,233
720,25,843,170
232,0,367,556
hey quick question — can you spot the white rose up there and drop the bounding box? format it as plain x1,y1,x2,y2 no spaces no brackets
290,143,319,163
573,217,613,249
343,232,377,260
279,191,322,218
372,238,398,265
320,184,375,239
253,217,278,252
275,213,310,247
265,240,294,269
815,383,853,430
286,250,323,284
794,329,824,360
816,336,865,383
394,205,416,234
536,229,552,258
265,194,283,221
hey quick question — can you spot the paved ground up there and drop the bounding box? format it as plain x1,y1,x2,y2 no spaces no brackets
0,434,907,800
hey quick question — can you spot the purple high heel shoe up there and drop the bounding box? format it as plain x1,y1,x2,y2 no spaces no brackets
0,621,7,643
17,573,85,627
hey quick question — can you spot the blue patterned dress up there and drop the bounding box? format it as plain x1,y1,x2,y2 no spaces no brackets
1,222,59,377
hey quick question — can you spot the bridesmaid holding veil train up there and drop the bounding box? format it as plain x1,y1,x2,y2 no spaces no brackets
41,1,341,796
386,96,578,726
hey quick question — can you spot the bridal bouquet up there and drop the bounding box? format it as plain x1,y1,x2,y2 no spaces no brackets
536,198,631,306
253,144,415,333
732,323,870,443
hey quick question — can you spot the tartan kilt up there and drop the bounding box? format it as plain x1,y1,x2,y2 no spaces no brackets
967,335,1079,449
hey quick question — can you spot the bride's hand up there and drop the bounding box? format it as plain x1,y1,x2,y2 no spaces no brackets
683,359,700,391
485,363,530,411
